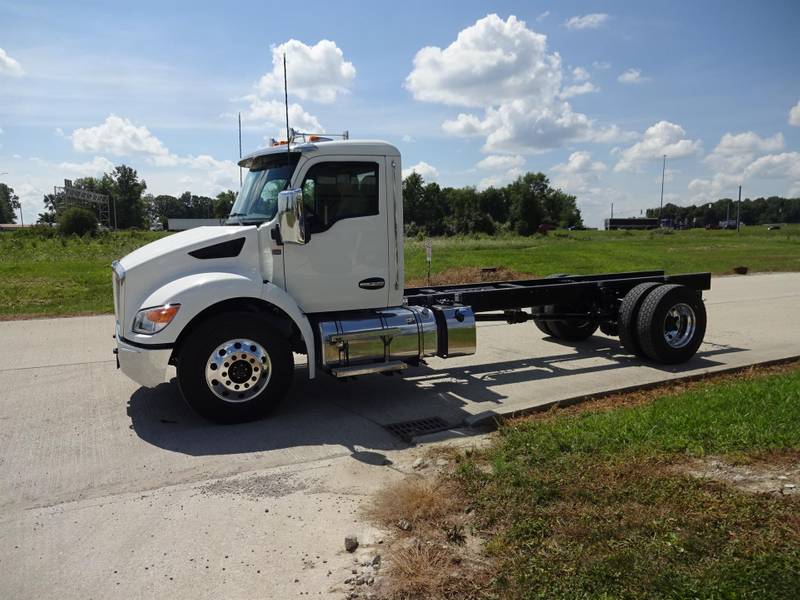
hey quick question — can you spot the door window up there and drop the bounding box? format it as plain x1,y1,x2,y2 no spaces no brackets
301,162,379,232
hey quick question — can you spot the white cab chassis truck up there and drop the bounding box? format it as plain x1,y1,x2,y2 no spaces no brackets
112,139,711,423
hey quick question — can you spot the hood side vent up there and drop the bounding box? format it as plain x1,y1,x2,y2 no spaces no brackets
189,237,246,260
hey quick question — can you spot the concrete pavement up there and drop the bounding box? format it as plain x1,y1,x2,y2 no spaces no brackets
0,272,798,599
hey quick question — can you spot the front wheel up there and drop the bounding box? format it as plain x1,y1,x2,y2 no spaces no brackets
177,313,293,423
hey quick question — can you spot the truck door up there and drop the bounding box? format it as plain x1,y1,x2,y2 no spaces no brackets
283,155,390,312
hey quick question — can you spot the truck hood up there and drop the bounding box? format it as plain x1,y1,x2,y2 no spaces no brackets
119,226,257,272
115,225,266,339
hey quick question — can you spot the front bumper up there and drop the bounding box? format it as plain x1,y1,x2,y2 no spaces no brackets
116,326,172,388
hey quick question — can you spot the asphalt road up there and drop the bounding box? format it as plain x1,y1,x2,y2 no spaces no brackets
1,273,798,599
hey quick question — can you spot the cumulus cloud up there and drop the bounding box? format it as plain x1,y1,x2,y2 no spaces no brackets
407,14,632,154
560,81,598,98
689,131,790,200
551,151,606,192
242,96,323,133
592,61,611,70
476,154,525,170
789,100,800,127
614,121,701,172
406,15,561,108
618,68,648,84
402,161,439,181
565,14,609,30
238,38,355,135
0,47,24,77
69,115,238,187
59,156,116,175
745,152,800,180
572,67,590,82
257,39,355,103
705,131,784,174
71,114,171,160
536,11,550,22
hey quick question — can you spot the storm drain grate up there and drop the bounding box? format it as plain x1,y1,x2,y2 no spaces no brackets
384,416,451,442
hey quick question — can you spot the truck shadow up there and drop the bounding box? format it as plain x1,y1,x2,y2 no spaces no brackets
127,336,746,458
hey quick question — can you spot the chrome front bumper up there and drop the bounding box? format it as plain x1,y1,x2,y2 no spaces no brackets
115,323,171,388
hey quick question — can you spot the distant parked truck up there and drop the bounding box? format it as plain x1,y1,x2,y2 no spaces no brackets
604,217,659,230
167,218,225,231
113,137,711,423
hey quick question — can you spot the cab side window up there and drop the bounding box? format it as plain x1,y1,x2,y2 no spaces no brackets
301,162,379,233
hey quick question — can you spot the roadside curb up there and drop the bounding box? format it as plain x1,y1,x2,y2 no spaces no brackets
461,354,800,431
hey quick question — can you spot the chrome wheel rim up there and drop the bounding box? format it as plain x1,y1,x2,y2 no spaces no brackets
663,303,696,349
205,338,271,403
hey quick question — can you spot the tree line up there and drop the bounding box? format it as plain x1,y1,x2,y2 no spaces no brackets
402,171,583,236
646,196,800,227
34,165,236,229
19,163,583,235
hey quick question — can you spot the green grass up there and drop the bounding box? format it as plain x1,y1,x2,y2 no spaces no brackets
0,230,168,318
405,225,800,281
454,366,800,599
0,225,798,318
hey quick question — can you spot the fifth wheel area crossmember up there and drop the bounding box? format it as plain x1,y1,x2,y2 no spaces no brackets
112,135,710,423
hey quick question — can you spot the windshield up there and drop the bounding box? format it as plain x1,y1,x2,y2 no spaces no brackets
228,154,299,224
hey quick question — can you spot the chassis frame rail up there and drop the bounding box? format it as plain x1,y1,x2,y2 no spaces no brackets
403,270,712,314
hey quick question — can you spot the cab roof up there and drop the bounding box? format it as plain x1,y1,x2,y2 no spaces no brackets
237,139,400,169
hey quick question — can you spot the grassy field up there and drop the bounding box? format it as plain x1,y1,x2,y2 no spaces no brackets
0,225,798,318
0,230,168,318
372,364,800,599
405,225,800,281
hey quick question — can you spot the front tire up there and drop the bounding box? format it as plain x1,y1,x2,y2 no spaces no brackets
177,313,293,423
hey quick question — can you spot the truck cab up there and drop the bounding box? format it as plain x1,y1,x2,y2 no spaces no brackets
114,138,711,423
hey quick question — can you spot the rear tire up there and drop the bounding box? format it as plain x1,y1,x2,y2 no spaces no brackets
636,284,707,364
617,282,661,356
543,304,599,341
533,313,553,336
177,313,293,423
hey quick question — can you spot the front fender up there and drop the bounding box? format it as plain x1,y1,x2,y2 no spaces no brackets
126,273,316,378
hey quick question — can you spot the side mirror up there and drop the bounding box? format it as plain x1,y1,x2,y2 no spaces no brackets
277,188,308,244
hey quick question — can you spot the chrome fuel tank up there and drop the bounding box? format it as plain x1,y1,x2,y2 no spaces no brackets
317,306,438,369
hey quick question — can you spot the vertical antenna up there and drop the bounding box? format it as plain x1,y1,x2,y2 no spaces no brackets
283,53,291,175
659,154,666,225
238,112,243,187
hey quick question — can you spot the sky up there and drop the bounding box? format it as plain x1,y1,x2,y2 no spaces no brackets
1,0,799,227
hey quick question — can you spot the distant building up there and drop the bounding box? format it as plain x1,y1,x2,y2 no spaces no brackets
604,217,659,230
0,223,34,232
167,218,225,231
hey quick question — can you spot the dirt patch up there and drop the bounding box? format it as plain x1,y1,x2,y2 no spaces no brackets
681,452,800,496
406,266,536,288
198,472,309,499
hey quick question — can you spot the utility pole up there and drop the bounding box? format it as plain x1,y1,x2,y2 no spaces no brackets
238,112,243,188
737,185,742,233
19,201,24,226
659,154,666,225
611,202,614,219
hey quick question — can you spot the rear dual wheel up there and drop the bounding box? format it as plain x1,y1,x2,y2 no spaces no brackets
618,283,706,364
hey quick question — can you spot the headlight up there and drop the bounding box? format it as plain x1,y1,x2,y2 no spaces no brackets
132,304,181,334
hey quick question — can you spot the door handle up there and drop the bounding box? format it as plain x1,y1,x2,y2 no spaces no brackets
359,277,385,290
